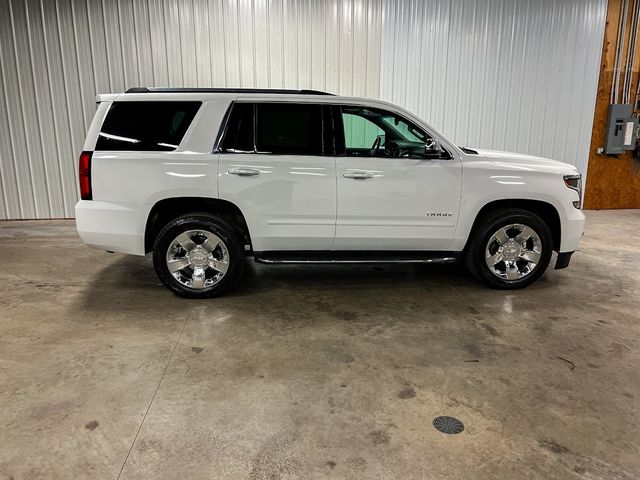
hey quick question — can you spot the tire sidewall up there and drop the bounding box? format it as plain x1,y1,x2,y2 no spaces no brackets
153,215,244,298
470,211,553,289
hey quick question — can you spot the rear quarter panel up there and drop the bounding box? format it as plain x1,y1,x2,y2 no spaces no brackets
90,97,232,206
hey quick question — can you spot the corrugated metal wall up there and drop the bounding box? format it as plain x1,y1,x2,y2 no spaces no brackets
380,0,607,177
0,0,382,219
0,0,607,219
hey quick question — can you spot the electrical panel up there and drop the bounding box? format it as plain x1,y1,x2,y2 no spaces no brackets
604,104,638,154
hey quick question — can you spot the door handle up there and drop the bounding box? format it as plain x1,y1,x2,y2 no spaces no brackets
343,171,374,180
228,167,260,176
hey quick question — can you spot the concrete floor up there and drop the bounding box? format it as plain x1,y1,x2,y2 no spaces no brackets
0,210,639,480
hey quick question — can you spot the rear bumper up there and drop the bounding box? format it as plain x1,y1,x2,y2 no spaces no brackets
75,200,149,255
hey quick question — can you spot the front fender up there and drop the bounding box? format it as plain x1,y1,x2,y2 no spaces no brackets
451,160,583,252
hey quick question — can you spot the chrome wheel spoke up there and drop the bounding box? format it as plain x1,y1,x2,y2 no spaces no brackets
520,250,541,263
514,226,535,245
168,257,190,273
486,252,504,266
201,237,220,253
176,232,197,252
505,262,521,280
209,258,229,274
494,228,510,245
191,267,206,288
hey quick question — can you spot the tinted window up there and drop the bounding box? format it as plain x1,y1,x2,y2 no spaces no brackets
220,103,254,152
256,104,323,155
96,101,200,151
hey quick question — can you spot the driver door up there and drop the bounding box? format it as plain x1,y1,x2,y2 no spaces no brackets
333,105,462,251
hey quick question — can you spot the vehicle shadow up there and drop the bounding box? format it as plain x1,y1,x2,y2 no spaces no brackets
229,259,475,298
77,253,479,310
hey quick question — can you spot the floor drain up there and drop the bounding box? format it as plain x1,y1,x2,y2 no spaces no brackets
432,416,464,434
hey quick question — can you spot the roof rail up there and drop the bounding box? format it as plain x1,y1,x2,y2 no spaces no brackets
125,87,335,95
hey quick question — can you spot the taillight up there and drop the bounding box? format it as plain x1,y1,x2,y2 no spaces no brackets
79,151,93,200
563,174,582,209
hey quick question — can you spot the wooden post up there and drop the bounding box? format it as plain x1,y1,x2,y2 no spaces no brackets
584,0,640,209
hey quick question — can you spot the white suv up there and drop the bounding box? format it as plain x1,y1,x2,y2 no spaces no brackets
75,87,585,298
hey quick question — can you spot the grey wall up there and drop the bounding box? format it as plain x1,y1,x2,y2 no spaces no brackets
381,0,607,179
0,0,606,220
0,0,382,219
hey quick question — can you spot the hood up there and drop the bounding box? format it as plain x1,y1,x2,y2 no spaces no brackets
469,148,579,175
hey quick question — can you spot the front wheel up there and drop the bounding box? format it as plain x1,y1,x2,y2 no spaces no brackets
152,214,245,298
465,209,553,289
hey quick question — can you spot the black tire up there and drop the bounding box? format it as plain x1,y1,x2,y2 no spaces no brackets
465,208,553,289
152,213,245,298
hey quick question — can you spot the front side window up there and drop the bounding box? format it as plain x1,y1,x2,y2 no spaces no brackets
96,101,201,151
343,113,385,156
340,106,449,159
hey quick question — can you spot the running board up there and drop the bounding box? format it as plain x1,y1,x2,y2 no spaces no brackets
253,251,461,265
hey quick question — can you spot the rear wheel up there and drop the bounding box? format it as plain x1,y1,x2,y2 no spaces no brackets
153,214,244,298
465,209,553,289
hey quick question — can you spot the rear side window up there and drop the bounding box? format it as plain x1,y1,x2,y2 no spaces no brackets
96,101,201,151
220,102,324,155
256,104,323,155
220,103,254,152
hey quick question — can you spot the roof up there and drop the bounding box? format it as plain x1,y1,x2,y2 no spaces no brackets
125,87,335,95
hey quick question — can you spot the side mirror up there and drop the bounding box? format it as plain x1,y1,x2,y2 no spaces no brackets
424,138,441,155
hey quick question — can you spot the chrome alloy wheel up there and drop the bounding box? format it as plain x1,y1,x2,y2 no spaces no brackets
484,223,542,281
165,229,230,289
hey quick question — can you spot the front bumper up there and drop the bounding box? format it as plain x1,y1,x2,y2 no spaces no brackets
559,207,585,253
554,205,584,270
555,251,574,269
75,200,149,256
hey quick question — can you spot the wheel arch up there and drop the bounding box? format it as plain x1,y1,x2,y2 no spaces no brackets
464,199,561,252
145,197,252,254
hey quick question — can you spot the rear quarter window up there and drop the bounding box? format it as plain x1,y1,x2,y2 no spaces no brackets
96,101,201,151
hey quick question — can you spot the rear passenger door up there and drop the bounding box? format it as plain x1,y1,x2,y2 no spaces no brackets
218,102,337,252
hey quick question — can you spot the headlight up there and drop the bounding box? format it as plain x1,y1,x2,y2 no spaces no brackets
563,174,582,209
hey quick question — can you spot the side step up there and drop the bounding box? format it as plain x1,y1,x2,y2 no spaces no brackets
253,251,461,265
